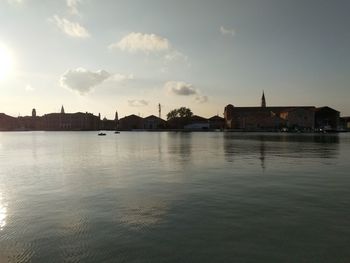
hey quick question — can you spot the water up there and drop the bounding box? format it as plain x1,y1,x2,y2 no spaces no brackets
0,132,349,262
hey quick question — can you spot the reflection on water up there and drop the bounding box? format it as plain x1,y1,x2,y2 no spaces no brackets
0,193,7,230
223,133,340,167
259,140,266,170
118,198,169,229
167,132,192,162
0,131,349,263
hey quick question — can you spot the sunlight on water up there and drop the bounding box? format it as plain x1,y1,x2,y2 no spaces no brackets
0,193,7,230
0,132,349,262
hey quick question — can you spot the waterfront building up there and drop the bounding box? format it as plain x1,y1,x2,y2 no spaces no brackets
314,107,340,131
0,113,19,131
143,115,167,129
43,112,100,130
341,117,350,131
118,114,144,130
100,117,116,130
208,115,225,129
224,92,316,131
184,115,209,130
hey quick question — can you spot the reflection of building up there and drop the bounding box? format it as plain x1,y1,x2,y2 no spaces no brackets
224,92,341,131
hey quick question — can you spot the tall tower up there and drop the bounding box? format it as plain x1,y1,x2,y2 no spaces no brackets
115,110,119,130
261,91,266,108
32,108,36,117
158,103,161,119
61,105,65,114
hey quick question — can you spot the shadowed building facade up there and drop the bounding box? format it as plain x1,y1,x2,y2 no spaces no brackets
314,107,340,131
224,93,316,131
118,114,144,130
143,115,167,129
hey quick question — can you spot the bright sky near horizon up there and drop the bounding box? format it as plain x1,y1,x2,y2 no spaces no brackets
0,0,349,119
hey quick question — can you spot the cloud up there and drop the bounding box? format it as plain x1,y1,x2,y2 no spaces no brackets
110,32,170,53
25,84,35,92
110,73,134,82
220,26,235,37
60,68,134,95
165,81,209,103
7,0,24,5
66,0,82,15
194,95,208,104
60,68,111,95
165,81,197,96
164,50,188,63
128,100,149,107
50,15,90,38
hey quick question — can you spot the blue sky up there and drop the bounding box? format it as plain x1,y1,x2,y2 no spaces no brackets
0,0,349,118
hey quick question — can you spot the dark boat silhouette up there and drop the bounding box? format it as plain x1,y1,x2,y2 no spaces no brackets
98,132,106,136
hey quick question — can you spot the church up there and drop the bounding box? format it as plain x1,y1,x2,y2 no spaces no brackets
224,92,317,131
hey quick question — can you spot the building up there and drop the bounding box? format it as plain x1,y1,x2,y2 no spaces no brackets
341,117,350,131
224,92,316,131
208,115,225,129
0,106,102,131
314,107,340,131
43,112,100,130
118,114,144,130
0,113,19,131
279,107,315,131
143,115,167,129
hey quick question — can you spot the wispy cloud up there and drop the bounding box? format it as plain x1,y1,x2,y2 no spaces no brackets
220,26,235,37
165,81,197,96
50,15,90,38
109,32,188,66
128,99,149,107
194,95,208,104
66,0,82,15
7,0,24,5
165,81,209,103
109,32,170,53
110,73,134,82
164,50,188,63
25,84,35,92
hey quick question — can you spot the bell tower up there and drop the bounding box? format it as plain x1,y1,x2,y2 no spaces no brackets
261,91,266,108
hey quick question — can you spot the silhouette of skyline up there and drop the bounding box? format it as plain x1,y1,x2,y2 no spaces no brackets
1,0,349,119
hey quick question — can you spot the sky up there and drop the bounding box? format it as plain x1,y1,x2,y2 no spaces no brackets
0,0,349,119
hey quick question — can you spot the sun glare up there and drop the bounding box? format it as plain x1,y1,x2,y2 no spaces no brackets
0,44,14,80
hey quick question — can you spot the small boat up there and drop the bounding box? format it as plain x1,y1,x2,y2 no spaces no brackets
98,132,106,136
114,131,120,134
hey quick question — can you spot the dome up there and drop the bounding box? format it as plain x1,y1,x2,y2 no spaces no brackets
225,104,235,111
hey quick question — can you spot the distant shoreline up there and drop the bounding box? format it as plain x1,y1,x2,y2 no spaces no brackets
0,129,347,133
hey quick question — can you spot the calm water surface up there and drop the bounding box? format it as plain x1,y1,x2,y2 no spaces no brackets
0,132,349,262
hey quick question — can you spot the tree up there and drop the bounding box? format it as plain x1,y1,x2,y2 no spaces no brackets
166,107,193,120
167,109,178,120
